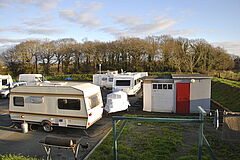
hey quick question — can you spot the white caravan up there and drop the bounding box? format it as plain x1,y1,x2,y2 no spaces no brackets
19,74,49,86
0,75,14,98
0,74,13,89
104,91,130,113
112,72,144,95
93,71,118,89
9,83,103,132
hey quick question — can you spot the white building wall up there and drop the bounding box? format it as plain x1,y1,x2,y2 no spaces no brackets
143,83,152,112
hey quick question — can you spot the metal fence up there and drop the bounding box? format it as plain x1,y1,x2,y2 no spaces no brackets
112,106,217,160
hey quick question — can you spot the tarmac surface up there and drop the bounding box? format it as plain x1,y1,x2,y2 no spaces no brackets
0,88,141,160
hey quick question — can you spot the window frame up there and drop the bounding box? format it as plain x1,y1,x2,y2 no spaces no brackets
2,79,7,85
115,80,131,86
58,99,81,111
89,94,100,109
152,84,157,89
13,96,24,107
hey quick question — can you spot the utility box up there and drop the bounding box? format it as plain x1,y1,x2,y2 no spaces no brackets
143,74,212,113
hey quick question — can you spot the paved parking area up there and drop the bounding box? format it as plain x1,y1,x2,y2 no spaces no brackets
0,88,141,160
0,98,113,160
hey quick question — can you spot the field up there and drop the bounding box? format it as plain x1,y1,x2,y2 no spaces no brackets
89,114,240,160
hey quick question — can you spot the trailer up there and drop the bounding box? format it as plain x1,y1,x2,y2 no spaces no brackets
112,72,145,95
9,83,104,132
0,75,13,98
143,74,212,113
93,70,118,89
0,74,13,90
104,91,130,113
19,74,49,86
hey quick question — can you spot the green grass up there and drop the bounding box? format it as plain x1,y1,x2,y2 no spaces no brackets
89,114,240,160
89,115,187,160
0,154,41,160
212,78,240,111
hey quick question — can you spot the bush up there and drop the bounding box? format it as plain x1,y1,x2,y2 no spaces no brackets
0,154,40,160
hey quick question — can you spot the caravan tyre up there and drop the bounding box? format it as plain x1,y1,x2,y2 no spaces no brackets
42,121,53,132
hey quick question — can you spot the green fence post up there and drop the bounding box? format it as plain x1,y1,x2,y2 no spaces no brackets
113,119,117,160
198,112,204,160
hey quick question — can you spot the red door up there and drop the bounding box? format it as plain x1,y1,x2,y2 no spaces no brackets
176,83,190,113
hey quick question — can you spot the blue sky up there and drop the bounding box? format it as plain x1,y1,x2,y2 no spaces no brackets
0,0,240,56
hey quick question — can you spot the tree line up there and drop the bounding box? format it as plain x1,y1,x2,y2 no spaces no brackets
0,35,237,77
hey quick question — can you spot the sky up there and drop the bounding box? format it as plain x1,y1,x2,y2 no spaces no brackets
0,0,240,56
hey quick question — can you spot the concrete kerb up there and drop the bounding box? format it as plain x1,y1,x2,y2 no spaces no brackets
83,120,120,160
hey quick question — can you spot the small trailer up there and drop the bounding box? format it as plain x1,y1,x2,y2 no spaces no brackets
104,91,130,113
9,83,103,132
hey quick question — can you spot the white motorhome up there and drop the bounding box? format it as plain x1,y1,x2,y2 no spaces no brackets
0,75,14,98
9,83,104,132
19,74,49,86
0,74,13,89
112,72,144,95
93,71,118,89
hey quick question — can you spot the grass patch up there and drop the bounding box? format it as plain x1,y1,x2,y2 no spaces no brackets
89,116,187,160
0,154,41,160
212,78,240,111
89,114,240,160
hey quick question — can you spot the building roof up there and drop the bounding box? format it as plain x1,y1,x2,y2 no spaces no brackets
171,74,212,79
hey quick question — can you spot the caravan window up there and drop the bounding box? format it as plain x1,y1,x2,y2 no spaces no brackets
2,79,7,85
116,80,131,86
13,97,24,107
108,78,113,82
89,94,100,108
102,78,107,81
58,99,81,110
30,96,43,104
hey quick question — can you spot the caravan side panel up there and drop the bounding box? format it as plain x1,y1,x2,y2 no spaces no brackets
9,94,88,128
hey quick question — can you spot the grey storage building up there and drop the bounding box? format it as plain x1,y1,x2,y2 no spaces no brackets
143,74,212,113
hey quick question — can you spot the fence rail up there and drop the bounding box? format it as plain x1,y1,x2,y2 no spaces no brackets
112,106,217,160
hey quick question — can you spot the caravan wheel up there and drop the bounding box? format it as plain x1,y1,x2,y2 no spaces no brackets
42,121,53,132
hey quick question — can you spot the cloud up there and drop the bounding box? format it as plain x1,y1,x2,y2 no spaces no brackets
113,15,142,27
102,16,176,37
0,37,32,43
0,3,10,7
22,16,53,27
20,0,61,10
26,28,63,35
1,0,61,10
212,41,240,56
205,30,219,33
59,2,102,28
162,29,196,36
0,25,64,35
